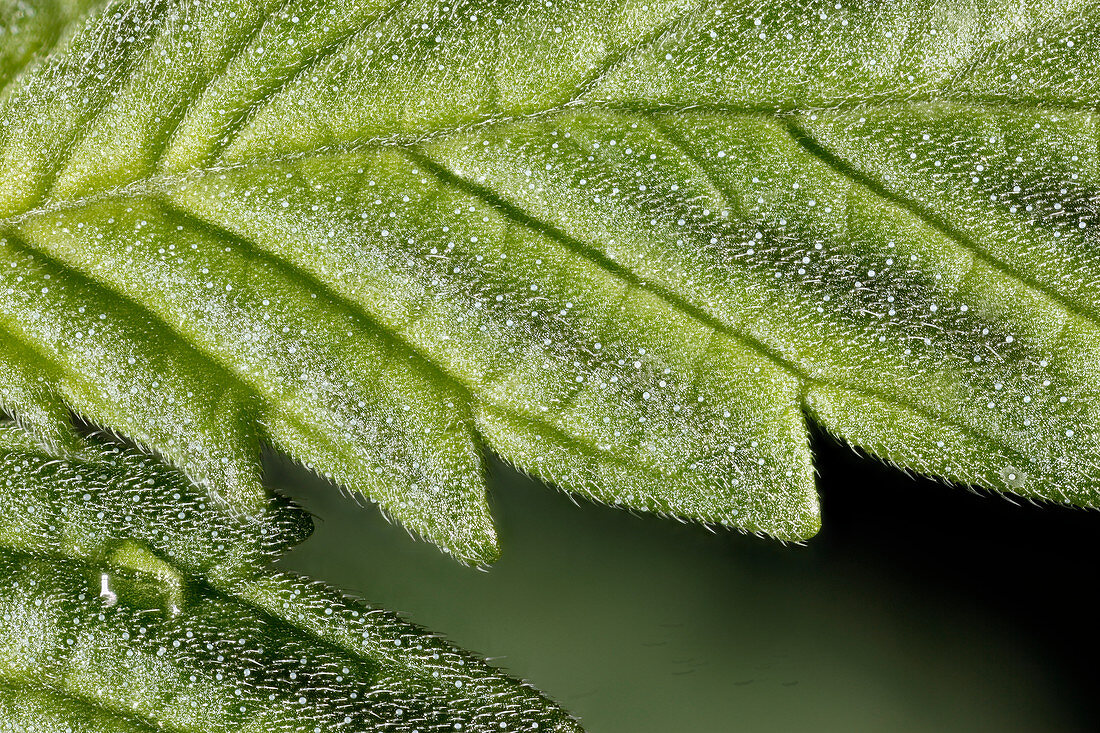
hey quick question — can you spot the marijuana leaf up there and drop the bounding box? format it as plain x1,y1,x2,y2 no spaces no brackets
2,0,1099,564
0,422,581,732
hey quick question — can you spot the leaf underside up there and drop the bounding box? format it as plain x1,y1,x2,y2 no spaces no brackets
0,423,581,732
1,0,1099,563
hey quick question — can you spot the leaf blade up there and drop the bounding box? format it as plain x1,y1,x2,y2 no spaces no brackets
1,0,1099,555
0,423,582,732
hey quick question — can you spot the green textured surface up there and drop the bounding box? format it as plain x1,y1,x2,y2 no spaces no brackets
0,423,581,732
1,0,1098,565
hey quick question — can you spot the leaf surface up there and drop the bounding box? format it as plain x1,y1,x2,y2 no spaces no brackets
0,422,582,732
2,0,1100,561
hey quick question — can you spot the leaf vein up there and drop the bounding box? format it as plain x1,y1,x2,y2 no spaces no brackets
151,0,300,177
403,146,1042,475
783,118,1100,326
203,0,410,168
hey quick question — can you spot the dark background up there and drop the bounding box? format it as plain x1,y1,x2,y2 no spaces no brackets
275,426,1100,732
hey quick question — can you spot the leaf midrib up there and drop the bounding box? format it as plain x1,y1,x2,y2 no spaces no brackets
8,0,1095,224
6,90,1096,230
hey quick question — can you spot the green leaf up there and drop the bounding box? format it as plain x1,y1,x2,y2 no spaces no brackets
0,422,582,732
2,0,1099,563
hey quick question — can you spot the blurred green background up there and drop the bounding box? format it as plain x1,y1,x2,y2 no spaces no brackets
272,434,1096,732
